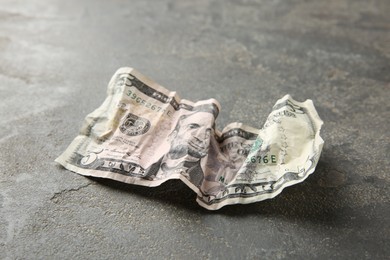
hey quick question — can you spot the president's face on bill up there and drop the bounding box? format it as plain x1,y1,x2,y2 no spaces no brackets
170,112,214,159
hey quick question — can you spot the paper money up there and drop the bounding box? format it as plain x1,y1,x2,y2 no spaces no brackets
55,67,324,210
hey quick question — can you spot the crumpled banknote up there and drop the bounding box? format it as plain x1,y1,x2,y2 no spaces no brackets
56,67,324,210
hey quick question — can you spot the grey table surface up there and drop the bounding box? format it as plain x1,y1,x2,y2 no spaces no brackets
1,0,389,259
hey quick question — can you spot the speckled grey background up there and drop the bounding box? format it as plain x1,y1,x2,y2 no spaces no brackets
0,0,389,259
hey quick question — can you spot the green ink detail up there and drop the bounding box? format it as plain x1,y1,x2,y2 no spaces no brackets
250,138,263,153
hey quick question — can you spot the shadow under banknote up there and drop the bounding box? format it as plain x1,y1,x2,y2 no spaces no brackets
85,154,344,225
89,176,201,211
214,158,346,224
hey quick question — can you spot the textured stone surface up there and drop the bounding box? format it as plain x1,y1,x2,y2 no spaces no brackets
0,0,389,259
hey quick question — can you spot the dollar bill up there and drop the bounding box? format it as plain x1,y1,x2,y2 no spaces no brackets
55,67,324,210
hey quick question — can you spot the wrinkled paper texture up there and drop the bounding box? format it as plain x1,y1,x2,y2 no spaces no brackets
56,67,324,210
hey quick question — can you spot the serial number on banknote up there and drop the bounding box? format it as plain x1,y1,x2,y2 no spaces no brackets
127,89,172,116
248,155,277,164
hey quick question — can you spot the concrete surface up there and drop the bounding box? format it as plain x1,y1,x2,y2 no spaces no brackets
1,0,389,259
